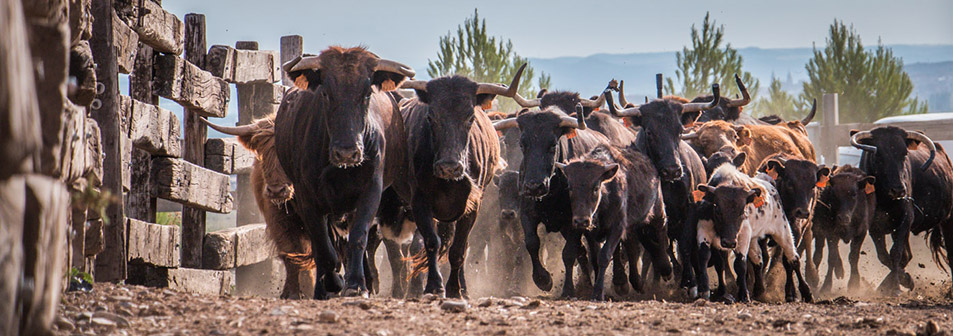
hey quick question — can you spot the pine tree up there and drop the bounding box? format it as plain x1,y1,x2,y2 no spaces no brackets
427,9,549,111
753,76,799,120
801,20,927,123
664,12,760,101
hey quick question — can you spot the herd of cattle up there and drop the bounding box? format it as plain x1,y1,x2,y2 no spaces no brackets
201,46,953,304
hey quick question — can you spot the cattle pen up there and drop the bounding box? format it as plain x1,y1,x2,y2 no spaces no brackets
2,0,952,335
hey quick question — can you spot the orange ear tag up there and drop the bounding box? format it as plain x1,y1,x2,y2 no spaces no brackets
381,79,397,92
294,74,309,90
623,118,631,128
481,100,493,111
908,142,920,151
752,195,765,208
692,190,705,203
593,107,600,112
816,174,829,188
497,130,503,137
566,128,577,139
766,167,779,180
865,183,876,195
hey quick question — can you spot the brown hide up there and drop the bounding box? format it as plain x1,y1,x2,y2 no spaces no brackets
686,120,816,175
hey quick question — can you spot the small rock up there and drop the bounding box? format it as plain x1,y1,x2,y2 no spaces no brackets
93,304,109,312
585,305,598,310
693,298,707,307
269,307,286,316
77,311,93,322
918,320,941,336
109,295,133,302
510,296,528,303
318,310,339,323
54,316,75,331
501,299,524,308
117,307,135,318
885,329,915,336
440,300,468,313
91,317,117,328
292,324,315,331
421,294,439,303
93,311,130,328
476,298,493,307
118,301,138,310
521,300,542,309
737,311,753,320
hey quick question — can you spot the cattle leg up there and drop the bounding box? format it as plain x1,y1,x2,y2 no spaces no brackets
812,235,825,278
521,212,553,292
800,222,819,289
612,242,630,295
940,221,953,297
365,226,382,295
848,236,865,292
342,176,384,297
694,243,712,300
623,235,644,293
383,239,407,298
640,224,674,281
560,231,584,298
711,250,729,301
748,240,765,301
821,237,840,294
280,257,302,299
412,194,445,296
306,214,340,300
446,210,477,299
592,224,625,301
734,252,749,303
871,234,892,271
406,235,425,298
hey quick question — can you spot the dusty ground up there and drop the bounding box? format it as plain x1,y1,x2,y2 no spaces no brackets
55,282,950,336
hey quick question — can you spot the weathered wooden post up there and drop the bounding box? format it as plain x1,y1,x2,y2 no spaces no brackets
181,13,208,268
280,35,303,86
820,93,840,165
127,42,158,224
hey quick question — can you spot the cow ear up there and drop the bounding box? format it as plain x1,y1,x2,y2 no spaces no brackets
763,159,784,180
849,129,860,136
624,115,642,128
414,89,431,104
816,166,832,188
734,126,752,146
476,94,496,111
288,69,321,91
372,71,407,92
693,184,710,203
732,152,747,168
747,188,764,206
861,176,876,194
601,163,620,182
906,139,921,151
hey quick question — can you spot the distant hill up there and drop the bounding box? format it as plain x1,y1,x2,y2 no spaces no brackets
528,45,953,111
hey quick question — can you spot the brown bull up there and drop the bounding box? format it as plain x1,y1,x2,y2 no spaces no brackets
201,116,313,299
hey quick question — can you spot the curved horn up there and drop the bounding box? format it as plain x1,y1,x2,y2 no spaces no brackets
801,99,817,125
850,131,877,153
680,131,699,140
682,84,720,112
399,80,428,91
572,103,587,130
725,74,751,107
477,63,526,97
578,90,606,108
493,118,519,131
906,131,937,170
511,92,541,107
603,89,642,118
374,59,416,77
289,55,321,72
617,80,629,107
200,117,258,137
281,55,303,73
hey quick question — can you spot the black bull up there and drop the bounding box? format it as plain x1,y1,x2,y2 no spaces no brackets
850,126,953,293
274,47,414,299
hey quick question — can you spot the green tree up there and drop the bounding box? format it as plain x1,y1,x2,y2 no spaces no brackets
664,12,760,101
427,9,549,111
753,76,799,120
801,20,926,123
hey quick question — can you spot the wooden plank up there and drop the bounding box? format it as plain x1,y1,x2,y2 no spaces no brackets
20,174,70,334
127,218,180,268
118,95,182,157
205,137,254,175
27,9,70,177
68,40,97,106
127,265,233,296
207,45,280,84
112,10,138,74
203,224,274,270
68,0,92,44
90,0,126,282
151,157,234,213
0,0,41,181
127,42,159,223
153,53,230,118
181,13,208,269
280,35,303,86
130,0,183,55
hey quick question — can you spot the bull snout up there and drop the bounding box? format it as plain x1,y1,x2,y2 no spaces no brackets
265,184,292,201
572,216,593,230
521,179,550,197
721,239,737,249
793,208,811,219
331,145,364,167
660,166,683,181
434,160,465,180
887,186,907,200
500,209,517,221
836,213,853,226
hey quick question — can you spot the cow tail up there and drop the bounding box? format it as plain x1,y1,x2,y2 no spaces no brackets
926,226,949,273
283,252,316,271
405,238,452,280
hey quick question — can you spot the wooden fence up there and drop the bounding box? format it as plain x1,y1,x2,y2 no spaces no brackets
806,93,953,165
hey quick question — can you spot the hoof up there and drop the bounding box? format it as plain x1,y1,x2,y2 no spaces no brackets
720,294,736,304
324,273,344,293
688,286,699,299
899,272,915,290
533,270,553,292
613,283,630,296
342,287,368,298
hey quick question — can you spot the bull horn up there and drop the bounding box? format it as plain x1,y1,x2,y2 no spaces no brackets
603,89,641,118
493,117,519,131
201,117,258,136
399,80,428,91
682,84,720,112
801,99,817,125
374,59,416,78
281,55,303,73
289,55,322,72
680,131,699,140
906,131,937,170
849,130,877,153
511,92,541,108
725,74,750,107
572,103,587,130
617,80,629,107
476,63,526,97
578,90,607,108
